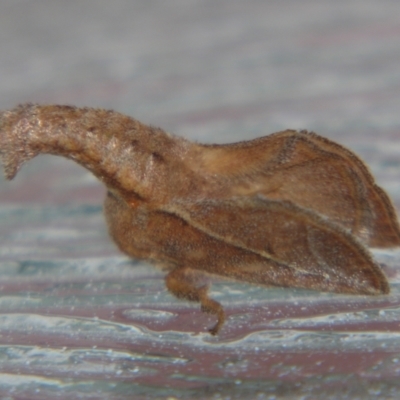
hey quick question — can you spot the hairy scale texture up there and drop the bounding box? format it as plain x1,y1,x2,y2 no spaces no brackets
1,104,399,334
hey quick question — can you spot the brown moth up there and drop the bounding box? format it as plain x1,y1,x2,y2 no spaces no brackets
1,104,399,334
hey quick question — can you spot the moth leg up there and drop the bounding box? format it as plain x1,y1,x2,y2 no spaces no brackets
165,267,225,335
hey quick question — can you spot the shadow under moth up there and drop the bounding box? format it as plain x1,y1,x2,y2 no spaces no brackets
1,104,399,334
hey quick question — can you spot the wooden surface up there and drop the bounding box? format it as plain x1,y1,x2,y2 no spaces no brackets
1,1,400,399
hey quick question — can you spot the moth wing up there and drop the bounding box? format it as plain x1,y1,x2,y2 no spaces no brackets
167,196,389,295
196,130,400,247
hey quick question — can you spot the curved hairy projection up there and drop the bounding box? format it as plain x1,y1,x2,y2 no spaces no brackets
1,104,399,334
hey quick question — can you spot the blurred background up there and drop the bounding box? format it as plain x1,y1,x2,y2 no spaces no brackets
1,1,400,399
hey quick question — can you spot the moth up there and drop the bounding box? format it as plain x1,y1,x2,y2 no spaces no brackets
1,104,399,334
